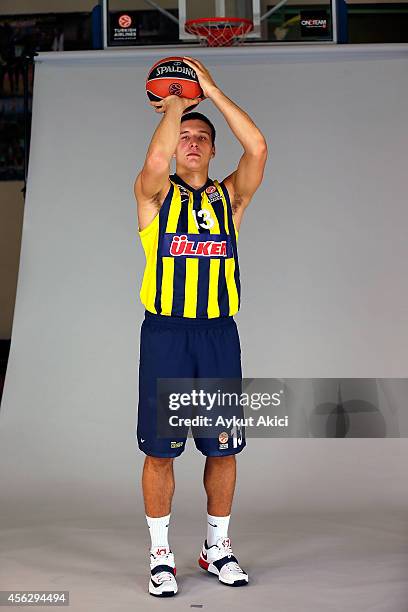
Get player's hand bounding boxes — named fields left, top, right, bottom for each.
left=150, top=94, right=203, bottom=114
left=182, top=57, right=218, bottom=99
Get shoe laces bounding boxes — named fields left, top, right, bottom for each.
left=224, top=561, right=245, bottom=574
left=215, top=538, right=245, bottom=574
left=215, top=537, right=234, bottom=558
left=150, top=551, right=175, bottom=574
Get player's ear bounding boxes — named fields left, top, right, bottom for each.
left=211, top=145, right=216, bottom=158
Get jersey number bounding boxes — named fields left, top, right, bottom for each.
left=192, top=209, right=214, bottom=230
left=231, top=424, right=243, bottom=448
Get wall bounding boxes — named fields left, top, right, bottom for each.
left=1, top=46, right=408, bottom=519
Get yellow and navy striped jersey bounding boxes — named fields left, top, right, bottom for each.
left=139, top=173, right=240, bottom=319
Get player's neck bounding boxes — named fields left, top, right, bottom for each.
left=175, top=168, right=209, bottom=191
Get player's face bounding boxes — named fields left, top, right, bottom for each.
left=175, top=120, right=214, bottom=170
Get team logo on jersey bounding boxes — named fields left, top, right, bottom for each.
left=178, top=185, right=190, bottom=204
left=206, top=185, right=217, bottom=194
left=161, top=233, right=233, bottom=258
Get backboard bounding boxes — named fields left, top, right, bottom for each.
left=179, top=0, right=261, bottom=40
left=103, top=0, right=335, bottom=47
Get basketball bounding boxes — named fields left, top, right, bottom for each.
left=146, top=56, right=203, bottom=109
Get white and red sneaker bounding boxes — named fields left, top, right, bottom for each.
left=149, top=547, right=178, bottom=597
left=198, top=537, right=249, bottom=587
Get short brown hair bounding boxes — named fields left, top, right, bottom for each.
left=180, top=112, right=216, bottom=145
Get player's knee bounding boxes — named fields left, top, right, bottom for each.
left=146, top=455, right=174, bottom=469
left=207, top=453, right=236, bottom=461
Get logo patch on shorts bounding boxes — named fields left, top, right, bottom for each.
left=219, top=431, right=229, bottom=449
left=170, top=441, right=184, bottom=448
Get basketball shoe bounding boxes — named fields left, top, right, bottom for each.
left=149, top=547, right=178, bottom=597
left=198, top=537, right=248, bottom=586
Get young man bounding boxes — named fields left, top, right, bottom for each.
left=134, top=57, right=267, bottom=597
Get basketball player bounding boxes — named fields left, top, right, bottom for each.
left=134, top=57, right=267, bottom=597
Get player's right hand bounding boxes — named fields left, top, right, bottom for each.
left=149, top=94, right=203, bottom=114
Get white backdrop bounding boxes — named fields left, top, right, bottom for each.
left=1, top=45, right=408, bottom=524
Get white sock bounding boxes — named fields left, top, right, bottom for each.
left=146, top=513, right=171, bottom=553
left=207, top=513, right=230, bottom=547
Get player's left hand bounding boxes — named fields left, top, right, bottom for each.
left=183, top=57, right=219, bottom=99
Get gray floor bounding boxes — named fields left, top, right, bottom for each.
left=1, top=510, right=407, bottom=612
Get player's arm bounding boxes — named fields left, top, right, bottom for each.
left=183, top=57, right=267, bottom=214
left=134, top=95, right=202, bottom=228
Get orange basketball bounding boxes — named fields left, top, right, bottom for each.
left=146, top=56, right=203, bottom=108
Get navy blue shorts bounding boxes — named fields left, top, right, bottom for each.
left=137, top=310, right=246, bottom=458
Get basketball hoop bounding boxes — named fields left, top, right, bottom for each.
left=185, top=17, right=253, bottom=47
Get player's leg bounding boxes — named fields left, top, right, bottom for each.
left=193, top=318, right=248, bottom=586
left=142, top=456, right=178, bottom=597
left=142, top=456, right=175, bottom=517
left=137, top=313, right=193, bottom=597
left=204, top=454, right=236, bottom=516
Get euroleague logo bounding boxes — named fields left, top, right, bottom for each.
left=206, top=185, right=222, bottom=204
left=118, top=14, right=132, bottom=28
left=169, top=82, right=183, bottom=96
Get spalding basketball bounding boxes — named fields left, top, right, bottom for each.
left=146, top=56, right=203, bottom=110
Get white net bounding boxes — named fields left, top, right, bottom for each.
left=185, top=18, right=253, bottom=47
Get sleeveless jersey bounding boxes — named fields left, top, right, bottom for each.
left=138, top=173, right=241, bottom=319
